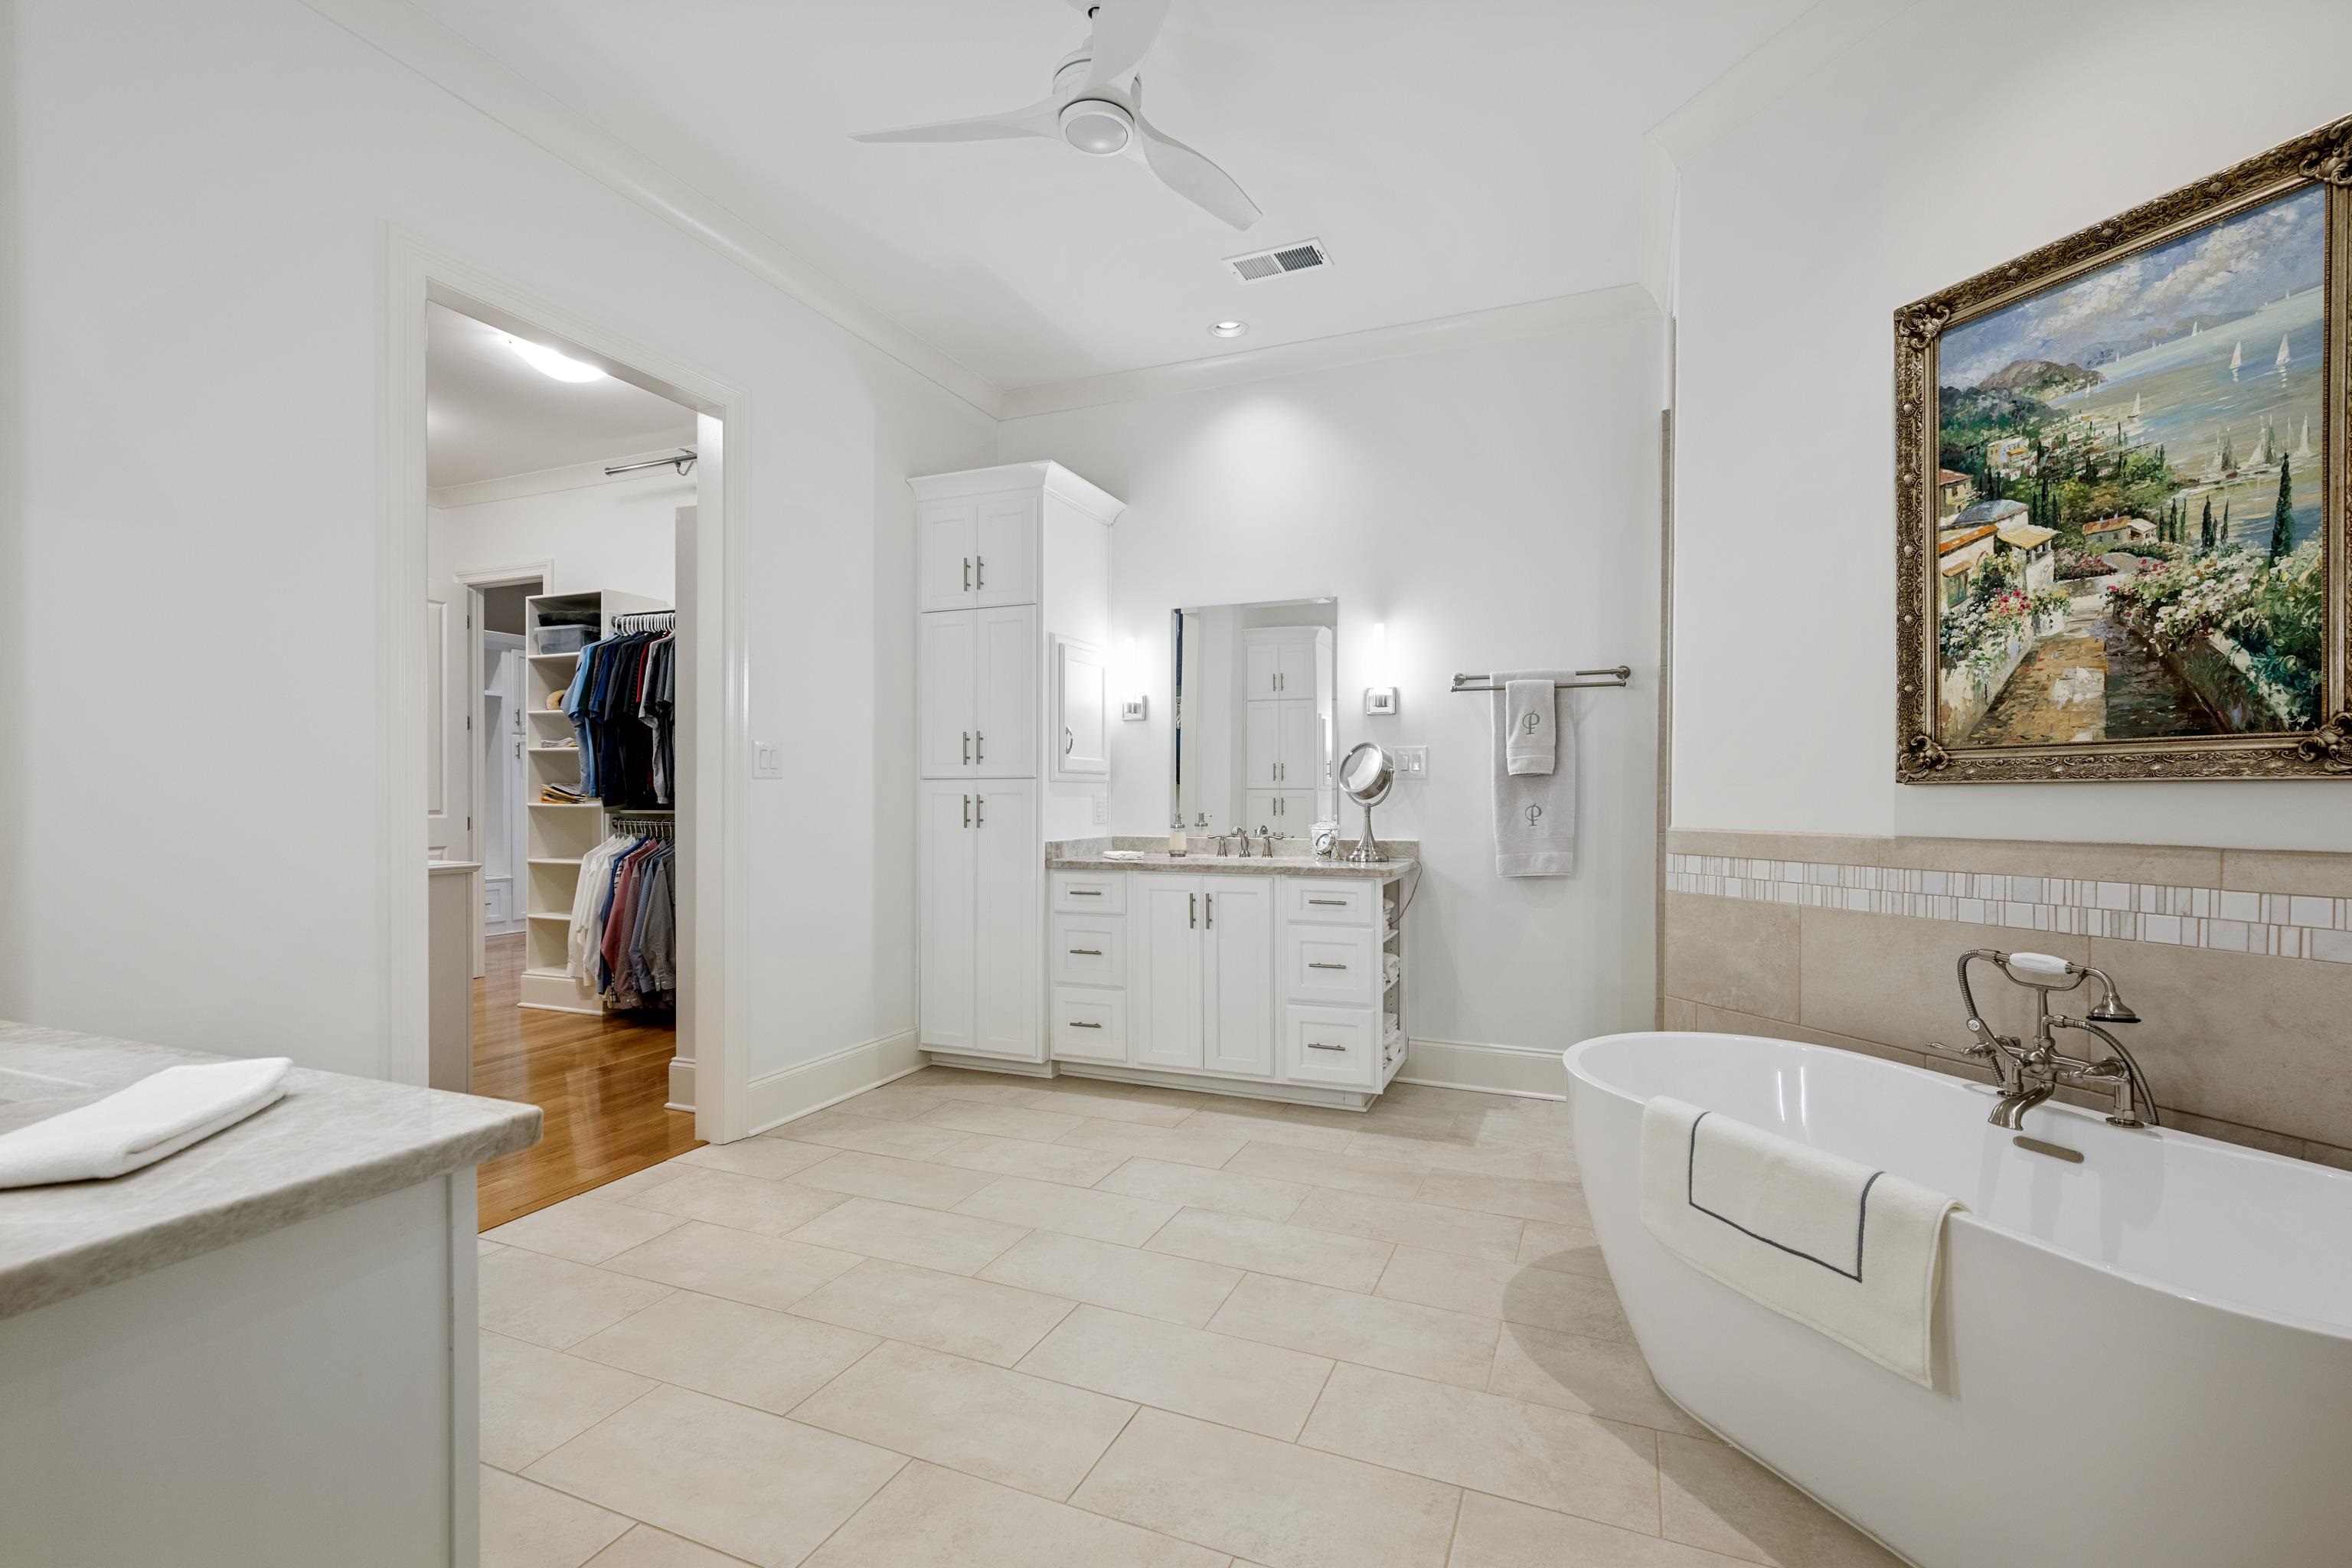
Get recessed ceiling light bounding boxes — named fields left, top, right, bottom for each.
left=504, top=335, right=607, bottom=383
left=1209, top=320, right=1249, bottom=339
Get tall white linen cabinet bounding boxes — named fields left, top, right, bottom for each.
left=913, top=462, right=1125, bottom=1069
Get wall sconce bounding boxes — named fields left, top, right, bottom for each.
left=1121, top=636, right=1148, bottom=720
left=1364, top=621, right=1398, bottom=715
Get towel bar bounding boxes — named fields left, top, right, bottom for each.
left=1450, top=667, right=1630, bottom=692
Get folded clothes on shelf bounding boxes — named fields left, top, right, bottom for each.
left=540, top=784, right=587, bottom=804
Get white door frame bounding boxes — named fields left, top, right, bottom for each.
left=381, top=228, right=753, bottom=1144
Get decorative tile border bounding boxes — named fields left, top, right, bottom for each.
left=1666, top=853, right=2352, bottom=965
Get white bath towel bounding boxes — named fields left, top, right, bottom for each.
left=1638, top=1095, right=1962, bottom=1387
left=0, top=1057, right=292, bottom=1187
left=1504, top=678, right=1556, bottom=775
left=1490, top=675, right=1575, bottom=877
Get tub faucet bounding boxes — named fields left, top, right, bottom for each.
left=1926, top=949, right=2160, bottom=1130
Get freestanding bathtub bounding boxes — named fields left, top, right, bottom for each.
left=1566, top=1031, right=2352, bottom=1568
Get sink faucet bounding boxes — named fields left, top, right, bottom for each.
left=1926, top=949, right=2158, bottom=1129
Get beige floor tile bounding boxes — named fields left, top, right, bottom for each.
left=480, top=1330, right=658, bottom=1472
left=590, top=1163, right=695, bottom=1203
left=1018, top=1303, right=1332, bottom=1439
left=791, top=1338, right=1135, bottom=1499
left=1206, top=1273, right=1498, bottom=1388
left=480, top=1465, right=631, bottom=1568
left=1274, top=1101, right=1381, bottom=1130
left=929, top=1132, right=1128, bottom=1187
left=1460, top=1098, right=1577, bottom=1150
left=763, top=1109, right=971, bottom=1160
left=1449, top=1491, right=1751, bottom=1567
left=615, top=1166, right=849, bottom=1238
left=786, top=1195, right=1029, bottom=1275
left=1289, top=1187, right=1523, bottom=1261
left=1659, top=1432, right=1905, bottom=1566
left=480, top=1247, right=675, bottom=1350
left=916, top=1099, right=1093, bottom=1143
left=1072, top=1408, right=1461, bottom=1568
left=1180, top=1109, right=1358, bottom=1151
left=829, top=1083, right=964, bottom=1121
left=951, top=1174, right=1180, bottom=1245
left=900, top=1067, right=1049, bottom=1102
left=1374, top=1247, right=1632, bottom=1341
left=1221, top=1142, right=1426, bottom=1198
left=485, top=1195, right=691, bottom=1266
left=1488, top=1324, right=1707, bottom=1436
left=1378, top=1084, right=1506, bottom=1117
left=481, top=1238, right=509, bottom=1258
left=1348, top=1134, right=1580, bottom=1184
left=1095, top=1157, right=1311, bottom=1222
left=978, top=1230, right=1243, bottom=1327
left=789, top=1257, right=1074, bottom=1365
left=1302, top=1363, right=1658, bottom=1531
left=584, top=1525, right=753, bottom=1567
left=526, top=1385, right=903, bottom=1568
left=805, top=1461, right=1225, bottom=1568
left=570, top=1290, right=879, bottom=1414
left=1517, top=1220, right=1610, bottom=1279
left=1014, top=1086, right=1196, bottom=1125
left=787, top=1149, right=998, bottom=1210
left=1057, top=1119, right=1250, bottom=1169
left=673, top=1138, right=841, bottom=1183
left=1415, top=1169, right=1589, bottom=1226
left=1146, top=1208, right=1392, bottom=1292
left=599, top=1220, right=864, bottom=1312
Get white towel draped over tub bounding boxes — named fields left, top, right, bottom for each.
left=0, top=1057, right=292, bottom=1187
left=1638, top=1094, right=1963, bottom=1387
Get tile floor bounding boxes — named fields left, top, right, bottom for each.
left=477, top=1068, right=1902, bottom=1568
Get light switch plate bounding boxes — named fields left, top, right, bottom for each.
left=1091, top=789, right=1107, bottom=824
left=1394, top=745, right=1427, bottom=776
left=753, top=742, right=782, bottom=779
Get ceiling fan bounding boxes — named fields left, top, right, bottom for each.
left=851, top=0, right=1260, bottom=230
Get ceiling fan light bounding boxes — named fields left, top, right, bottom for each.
left=1058, top=99, right=1132, bottom=156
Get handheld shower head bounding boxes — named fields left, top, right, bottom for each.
left=2084, top=966, right=2138, bottom=1024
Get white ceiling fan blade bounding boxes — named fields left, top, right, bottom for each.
left=1132, top=88, right=1259, bottom=230
left=1085, top=0, right=1171, bottom=87
left=852, top=100, right=1058, bottom=143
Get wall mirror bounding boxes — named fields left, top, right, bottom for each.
left=1170, top=598, right=1337, bottom=833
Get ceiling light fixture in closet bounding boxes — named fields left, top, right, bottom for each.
left=504, top=335, right=608, bottom=384
left=1208, top=320, right=1248, bottom=338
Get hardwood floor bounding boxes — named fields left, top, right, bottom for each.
left=471, top=932, right=700, bottom=1230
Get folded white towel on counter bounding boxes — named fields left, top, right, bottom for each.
left=1504, top=678, right=1556, bottom=775
left=0, top=1057, right=292, bottom=1187
left=1638, top=1095, right=1962, bottom=1388
left=1490, top=674, right=1576, bottom=877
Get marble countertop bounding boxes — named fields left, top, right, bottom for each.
left=1047, top=837, right=1418, bottom=883
left=0, top=1023, right=541, bottom=1321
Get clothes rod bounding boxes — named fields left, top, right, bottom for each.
left=604, top=449, right=696, bottom=478
left=1449, top=666, right=1632, bottom=692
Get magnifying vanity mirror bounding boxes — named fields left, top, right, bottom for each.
left=1337, top=741, right=1393, bottom=864
left=1170, top=598, right=1337, bottom=838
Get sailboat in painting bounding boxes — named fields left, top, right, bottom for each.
left=2276, top=333, right=2292, bottom=384
left=2230, top=340, right=2244, bottom=381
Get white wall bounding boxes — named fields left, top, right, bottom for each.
left=0, top=0, right=995, bottom=1078
left=430, top=469, right=688, bottom=605
left=1001, top=324, right=1666, bottom=1057
left=1671, top=0, right=2352, bottom=851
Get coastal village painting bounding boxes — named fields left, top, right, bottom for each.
left=1929, top=181, right=2329, bottom=755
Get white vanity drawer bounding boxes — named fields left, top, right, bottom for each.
left=1050, top=913, right=1125, bottom=987
left=1284, top=1004, right=1377, bottom=1089
left=1284, top=878, right=1377, bottom=926
left=1054, top=870, right=1126, bottom=914
left=1283, top=924, right=1378, bottom=1005
left=1052, top=987, right=1128, bottom=1064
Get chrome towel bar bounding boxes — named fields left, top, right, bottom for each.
left=1450, top=666, right=1630, bottom=692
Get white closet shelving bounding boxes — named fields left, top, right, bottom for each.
left=519, top=588, right=668, bottom=1014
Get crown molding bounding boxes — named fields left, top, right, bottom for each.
left=995, top=285, right=1662, bottom=420
left=1645, top=0, right=1925, bottom=162
left=428, top=446, right=696, bottom=510
left=296, top=0, right=1007, bottom=416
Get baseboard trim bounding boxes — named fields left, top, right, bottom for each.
left=665, top=1056, right=695, bottom=1114
left=740, top=1030, right=926, bottom=1138
left=1393, top=1037, right=1569, bottom=1100
left=923, top=1051, right=1056, bottom=1080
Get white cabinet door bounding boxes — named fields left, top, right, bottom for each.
left=918, top=610, right=978, bottom=778
left=974, top=605, right=1037, bottom=778
left=1204, top=877, right=1275, bottom=1078
left=1277, top=700, right=1315, bottom=791
left=1273, top=792, right=1315, bottom=826
left=918, top=780, right=978, bottom=1052
left=1243, top=701, right=1281, bottom=789
left=1053, top=637, right=1109, bottom=779
left=1244, top=639, right=1282, bottom=700
left=972, top=780, right=1041, bottom=1060
left=919, top=501, right=979, bottom=612
left=974, top=492, right=1039, bottom=607
left=1132, top=875, right=1204, bottom=1070
left=1242, top=790, right=1281, bottom=833
left=1276, top=639, right=1317, bottom=698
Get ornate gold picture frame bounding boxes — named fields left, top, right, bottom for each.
left=1896, top=116, right=2352, bottom=783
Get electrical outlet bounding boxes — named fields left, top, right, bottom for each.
left=753, top=742, right=782, bottom=779
left=1394, top=745, right=1428, bottom=777
left=1091, top=790, right=1107, bottom=825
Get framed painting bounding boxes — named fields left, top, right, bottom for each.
left=1896, top=116, right=2352, bottom=782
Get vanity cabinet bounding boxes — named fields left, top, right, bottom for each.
left=919, top=605, right=1037, bottom=779
left=1130, top=874, right=1276, bottom=1078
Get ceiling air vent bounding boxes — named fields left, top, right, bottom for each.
left=1225, top=238, right=1332, bottom=284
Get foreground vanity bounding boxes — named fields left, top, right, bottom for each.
left=0, top=1024, right=539, bottom=1568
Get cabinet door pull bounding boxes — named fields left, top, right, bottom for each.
left=1305, top=1040, right=1347, bottom=1052
left=975, top=554, right=985, bottom=589
left=962, top=794, right=972, bottom=828
left=1069, top=1020, right=1103, bottom=1030
left=975, top=795, right=986, bottom=827
left=1069, top=888, right=1102, bottom=897
left=1205, top=893, right=1214, bottom=929
left=1189, top=893, right=1197, bottom=929
left=1307, top=897, right=1347, bottom=906
left=1070, top=948, right=1103, bottom=956
left=1308, top=961, right=1348, bottom=970
left=962, top=731, right=972, bottom=766
left=976, top=730, right=985, bottom=763
left=1063, top=726, right=1075, bottom=755
left=962, top=557, right=972, bottom=591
